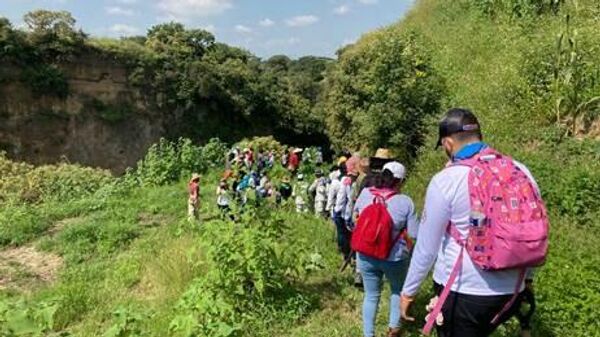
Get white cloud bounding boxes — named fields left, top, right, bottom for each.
left=234, top=24, right=252, bottom=34
left=259, top=18, right=274, bottom=27
left=334, top=5, right=350, bottom=15
left=115, top=0, right=138, bottom=4
left=109, top=24, right=140, bottom=36
left=285, top=15, right=319, bottom=27
left=358, top=0, right=378, bottom=5
left=201, top=24, right=216, bottom=33
left=157, top=0, right=233, bottom=21
left=105, top=6, right=135, bottom=16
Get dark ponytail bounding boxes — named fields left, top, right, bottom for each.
left=375, top=169, right=402, bottom=189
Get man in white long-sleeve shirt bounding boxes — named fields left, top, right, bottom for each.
left=326, top=169, right=342, bottom=218
left=401, top=108, right=538, bottom=337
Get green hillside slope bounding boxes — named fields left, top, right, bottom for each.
left=386, top=0, right=600, bottom=336
left=1, top=1, right=600, bottom=337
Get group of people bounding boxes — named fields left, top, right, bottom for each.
left=187, top=145, right=328, bottom=220
left=345, top=108, right=545, bottom=337
left=188, top=108, right=547, bottom=337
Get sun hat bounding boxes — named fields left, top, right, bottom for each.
left=191, top=173, right=201, bottom=181
left=373, top=148, right=393, bottom=159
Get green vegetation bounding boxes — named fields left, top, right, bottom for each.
left=0, top=140, right=342, bottom=337
left=396, top=0, right=600, bottom=336
left=0, top=13, right=336, bottom=148
left=321, top=31, right=444, bottom=163
left=2, top=0, right=600, bottom=336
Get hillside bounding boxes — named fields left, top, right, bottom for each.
left=1, top=1, right=600, bottom=337
left=0, top=14, right=333, bottom=173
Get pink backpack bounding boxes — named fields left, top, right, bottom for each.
left=423, top=147, right=549, bottom=335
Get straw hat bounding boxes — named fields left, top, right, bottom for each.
left=373, top=148, right=392, bottom=159
left=293, top=148, right=304, bottom=153
left=191, top=173, right=201, bottom=181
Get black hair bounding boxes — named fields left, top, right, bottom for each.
left=374, top=169, right=402, bottom=189
left=339, top=163, right=347, bottom=176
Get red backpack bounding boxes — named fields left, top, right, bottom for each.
left=351, top=188, right=412, bottom=260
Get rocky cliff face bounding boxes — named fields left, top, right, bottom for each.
left=0, top=53, right=167, bottom=174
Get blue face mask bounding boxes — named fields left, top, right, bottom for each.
left=452, top=142, right=487, bottom=162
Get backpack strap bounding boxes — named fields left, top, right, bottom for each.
left=491, top=268, right=526, bottom=325
left=423, top=245, right=465, bottom=335
left=422, top=222, right=466, bottom=335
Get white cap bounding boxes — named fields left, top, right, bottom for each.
left=382, top=161, right=406, bottom=180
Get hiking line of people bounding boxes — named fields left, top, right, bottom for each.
left=187, top=145, right=328, bottom=221
left=187, top=108, right=548, bottom=337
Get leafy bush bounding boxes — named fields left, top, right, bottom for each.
left=322, top=30, right=444, bottom=163
left=200, top=138, right=228, bottom=170
left=134, top=138, right=226, bottom=186
left=0, top=152, right=113, bottom=204
left=0, top=298, right=57, bottom=336
left=169, top=207, right=314, bottom=337
left=21, top=64, right=69, bottom=98
left=235, top=136, right=284, bottom=154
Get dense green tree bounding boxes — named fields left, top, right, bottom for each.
left=322, top=29, right=444, bottom=163
left=146, top=22, right=214, bottom=59
left=23, top=10, right=85, bottom=55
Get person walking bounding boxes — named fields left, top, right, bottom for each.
left=400, top=108, right=548, bottom=337
left=216, top=179, right=232, bottom=217
left=353, top=161, right=418, bottom=337
left=309, top=169, right=329, bottom=217
left=333, top=164, right=357, bottom=260
left=188, top=173, right=201, bottom=221
left=326, top=166, right=343, bottom=219
left=293, top=173, right=309, bottom=213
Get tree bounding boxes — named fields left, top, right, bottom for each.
left=22, top=10, right=85, bottom=57
left=146, top=22, right=214, bottom=59
left=23, top=10, right=84, bottom=43
left=322, top=29, right=444, bottom=162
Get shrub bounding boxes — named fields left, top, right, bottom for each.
left=0, top=152, right=113, bottom=204
left=21, top=64, right=69, bottom=98
left=169, top=207, right=314, bottom=337
left=322, top=30, right=444, bottom=163
left=200, top=138, right=228, bottom=170
left=134, top=137, right=227, bottom=186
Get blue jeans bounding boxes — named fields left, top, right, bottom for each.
left=357, top=253, right=409, bottom=337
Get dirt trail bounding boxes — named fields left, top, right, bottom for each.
left=0, top=217, right=76, bottom=291
left=0, top=245, right=63, bottom=290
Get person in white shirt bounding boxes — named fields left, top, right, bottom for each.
left=400, top=108, right=539, bottom=337
left=309, top=169, right=329, bottom=217
left=326, top=168, right=342, bottom=218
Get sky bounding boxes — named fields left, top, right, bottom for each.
left=0, top=0, right=414, bottom=59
